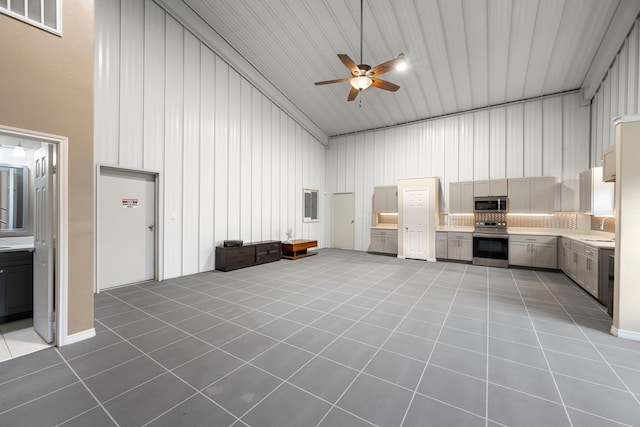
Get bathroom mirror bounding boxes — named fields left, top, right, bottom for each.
left=0, top=163, right=27, bottom=231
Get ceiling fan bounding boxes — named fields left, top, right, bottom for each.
left=314, top=0, right=405, bottom=102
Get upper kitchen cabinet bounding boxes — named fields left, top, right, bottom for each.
left=508, top=177, right=555, bottom=214
left=449, top=181, right=474, bottom=213
left=373, top=186, right=398, bottom=213
left=602, top=145, right=616, bottom=182
left=579, top=167, right=614, bottom=215
left=474, top=179, right=508, bottom=197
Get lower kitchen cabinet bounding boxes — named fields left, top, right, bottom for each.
left=446, top=232, right=472, bottom=261
left=509, top=235, right=557, bottom=269
left=369, top=229, right=397, bottom=255
left=436, top=232, right=448, bottom=259
left=0, top=251, right=34, bottom=323
left=559, top=237, right=608, bottom=299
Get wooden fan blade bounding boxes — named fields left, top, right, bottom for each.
left=370, top=57, right=403, bottom=76
left=347, top=86, right=360, bottom=101
left=371, top=78, right=400, bottom=92
left=338, top=54, right=360, bottom=75
left=315, top=77, right=352, bottom=85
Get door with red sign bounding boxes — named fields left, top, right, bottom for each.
left=98, top=167, right=156, bottom=290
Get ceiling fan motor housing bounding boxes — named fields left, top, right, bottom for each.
left=354, top=64, right=371, bottom=76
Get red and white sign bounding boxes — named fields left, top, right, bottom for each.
left=122, top=198, right=139, bottom=208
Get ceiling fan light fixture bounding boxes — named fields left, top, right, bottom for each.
left=395, top=53, right=408, bottom=71
left=350, top=76, right=372, bottom=90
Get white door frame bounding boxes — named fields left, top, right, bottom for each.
left=96, top=164, right=162, bottom=292
left=0, top=124, right=69, bottom=346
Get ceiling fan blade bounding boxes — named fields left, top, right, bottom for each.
left=315, top=77, right=352, bottom=85
left=370, top=57, right=404, bottom=76
left=338, top=54, right=360, bottom=75
left=371, top=78, right=400, bottom=92
left=347, top=86, right=360, bottom=102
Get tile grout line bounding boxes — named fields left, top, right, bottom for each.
left=227, top=261, right=430, bottom=426
left=533, top=271, right=640, bottom=408
left=0, top=361, right=66, bottom=388
left=0, top=381, right=81, bottom=417
left=485, top=266, right=490, bottom=427
left=508, top=269, right=575, bottom=427
left=72, top=318, right=241, bottom=427
left=51, top=347, right=121, bottom=426
left=14, top=254, right=635, bottom=427
left=313, top=262, right=456, bottom=427
left=398, top=263, right=476, bottom=427
left=110, top=256, right=406, bottom=426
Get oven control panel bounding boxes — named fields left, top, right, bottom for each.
left=475, top=221, right=506, bottom=227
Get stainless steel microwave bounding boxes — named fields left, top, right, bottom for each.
left=474, top=197, right=508, bottom=213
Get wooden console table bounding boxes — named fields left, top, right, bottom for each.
left=281, top=239, right=318, bottom=260
left=215, top=240, right=281, bottom=271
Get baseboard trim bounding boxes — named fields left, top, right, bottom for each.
left=60, top=328, right=96, bottom=346
left=610, top=325, right=640, bottom=342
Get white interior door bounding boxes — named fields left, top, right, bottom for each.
left=98, top=168, right=155, bottom=290
left=34, top=145, right=55, bottom=343
left=403, top=188, right=429, bottom=260
left=332, top=193, right=355, bottom=249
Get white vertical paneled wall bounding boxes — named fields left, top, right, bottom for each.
left=326, top=92, right=590, bottom=251
left=591, top=17, right=640, bottom=167
left=94, top=0, right=326, bottom=279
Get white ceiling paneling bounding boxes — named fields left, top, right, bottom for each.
left=176, top=0, right=634, bottom=137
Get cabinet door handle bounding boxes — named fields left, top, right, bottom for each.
left=0, top=269, right=3, bottom=273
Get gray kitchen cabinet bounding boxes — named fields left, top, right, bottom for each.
left=446, top=232, right=472, bottom=261
left=507, top=177, right=555, bottom=214
left=369, top=229, right=397, bottom=255
left=507, top=178, right=530, bottom=213
left=449, top=181, right=474, bottom=213
left=560, top=237, right=605, bottom=299
left=383, top=230, right=398, bottom=254
left=0, top=251, right=34, bottom=323
left=579, top=167, right=614, bottom=215
left=369, top=233, right=384, bottom=253
left=474, top=179, right=508, bottom=197
left=373, top=186, right=398, bottom=213
left=580, top=246, right=599, bottom=297
left=436, top=232, right=448, bottom=258
left=509, top=235, right=557, bottom=268
left=602, top=145, right=616, bottom=182
left=530, top=177, right=556, bottom=213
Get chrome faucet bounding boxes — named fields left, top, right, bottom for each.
left=599, top=216, right=615, bottom=230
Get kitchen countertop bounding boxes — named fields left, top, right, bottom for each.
left=371, top=225, right=398, bottom=230
left=436, top=226, right=615, bottom=249
left=0, top=236, right=35, bottom=253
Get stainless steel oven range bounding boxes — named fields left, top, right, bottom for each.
left=473, top=213, right=509, bottom=268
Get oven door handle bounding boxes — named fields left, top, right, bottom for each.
left=473, top=233, right=509, bottom=239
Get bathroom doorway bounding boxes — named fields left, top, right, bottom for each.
left=0, top=125, right=68, bottom=360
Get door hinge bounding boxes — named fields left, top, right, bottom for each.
left=51, top=164, right=57, bottom=174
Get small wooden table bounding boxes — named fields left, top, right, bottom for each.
left=281, top=239, right=318, bottom=260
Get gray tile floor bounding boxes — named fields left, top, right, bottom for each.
left=1, top=249, right=640, bottom=426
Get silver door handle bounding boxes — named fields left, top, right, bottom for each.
left=148, top=225, right=154, bottom=231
